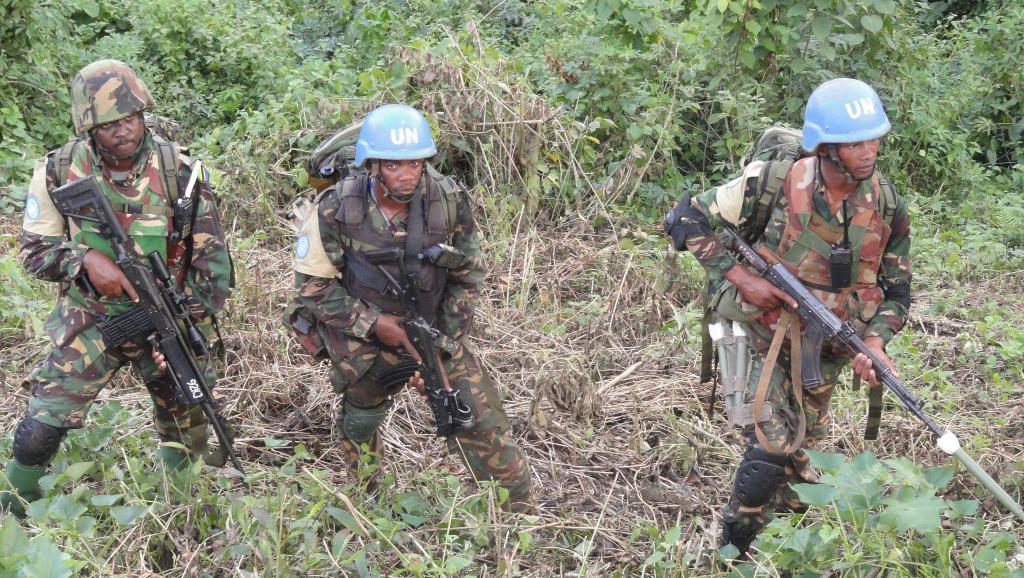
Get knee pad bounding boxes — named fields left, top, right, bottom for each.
left=339, top=398, right=390, bottom=445
left=12, top=418, right=67, bottom=467
left=734, top=446, right=790, bottom=508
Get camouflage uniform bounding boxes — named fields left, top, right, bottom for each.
left=2, top=60, right=232, bottom=518
left=677, top=155, right=911, bottom=549
left=20, top=133, right=231, bottom=444
left=285, top=168, right=534, bottom=512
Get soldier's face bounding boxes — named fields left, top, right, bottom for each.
left=834, top=138, right=881, bottom=180
left=92, top=112, right=145, bottom=158
left=378, top=159, right=425, bottom=196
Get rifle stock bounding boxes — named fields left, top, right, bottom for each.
left=722, top=226, right=1024, bottom=522
left=51, top=177, right=245, bottom=476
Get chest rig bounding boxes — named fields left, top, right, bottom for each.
left=334, top=165, right=459, bottom=324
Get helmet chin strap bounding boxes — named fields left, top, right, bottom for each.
left=92, top=127, right=148, bottom=164
left=369, top=160, right=424, bottom=204
left=825, top=144, right=874, bottom=182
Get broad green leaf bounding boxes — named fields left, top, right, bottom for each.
left=327, top=506, right=364, bottom=534
left=63, top=461, right=94, bottom=482
left=792, top=483, right=837, bottom=507
left=861, top=14, right=883, bottom=33
left=806, top=450, right=844, bottom=474
left=745, top=20, right=762, bottom=36
left=263, top=437, right=288, bottom=448
left=25, top=536, right=72, bottom=578
left=0, top=516, right=30, bottom=558
left=110, top=504, right=149, bottom=526
left=76, top=0, right=100, bottom=18
left=518, top=530, right=533, bottom=551
left=880, top=492, right=944, bottom=534
left=946, top=499, right=979, bottom=520
left=786, top=4, right=807, bottom=17
left=716, top=0, right=729, bottom=13
left=50, top=496, right=87, bottom=522
left=923, top=465, right=954, bottom=490
left=811, top=14, right=832, bottom=39
left=874, top=0, right=896, bottom=14
left=444, top=556, right=472, bottom=573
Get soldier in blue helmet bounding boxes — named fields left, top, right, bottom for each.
left=284, top=104, right=535, bottom=512
left=665, top=79, right=912, bottom=555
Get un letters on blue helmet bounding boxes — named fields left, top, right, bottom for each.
left=354, top=104, right=437, bottom=167
left=801, top=78, right=891, bottom=151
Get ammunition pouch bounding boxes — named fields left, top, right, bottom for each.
left=286, top=304, right=326, bottom=358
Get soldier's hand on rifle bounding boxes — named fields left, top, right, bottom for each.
left=407, top=370, right=428, bottom=401
left=852, top=336, right=897, bottom=386
left=151, top=347, right=167, bottom=372
left=725, top=263, right=797, bottom=311
left=374, top=314, right=423, bottom=363
left=83, top=249, right=139, bottom=301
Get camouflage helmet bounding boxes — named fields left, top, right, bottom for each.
left=70, top=59, right=156, bottom=135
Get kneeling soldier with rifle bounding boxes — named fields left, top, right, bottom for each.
left=286, top=104, right=535, bottom=513
left=1, top=60, right=237, bottom=518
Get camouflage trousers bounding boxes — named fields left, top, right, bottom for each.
left=723, top=349, right=847, bottom=537
left=22, top=319, right=212, bottom=455
left=332, top=345, right=535, bottom=513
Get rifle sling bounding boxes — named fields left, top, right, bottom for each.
left=753, top=310, right=806, bottom=455
left=404, top=189, right=427, bottom=317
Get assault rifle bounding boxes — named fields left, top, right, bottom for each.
left=51, top=176, right=245, bottom=475
left=362, top=247, right=473, bottom=437
left=722, top=227, right=1024, bottom=521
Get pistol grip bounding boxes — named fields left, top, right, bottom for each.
left=800, top=326, right=825, bottom=389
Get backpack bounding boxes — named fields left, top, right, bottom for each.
left=306, top=120, right=364, bottom=193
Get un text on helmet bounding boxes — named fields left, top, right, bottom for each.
left=390, top=128, right=420, bottom=146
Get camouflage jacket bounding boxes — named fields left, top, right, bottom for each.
left=681, top=157, right=911, bottom=345
left=289, top=172, right=484, bottom=365
left=20, top=133, right=232, bottom=343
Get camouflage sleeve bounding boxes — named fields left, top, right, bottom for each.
left=293, top=273, right=378, bottom=340
left=866, top=194, right=912, bottom=344
left=436, top=191, right=484, bottom=346
left=183, top=178, right=232, bottom=317
left=19, top=157, right=90, bottom=283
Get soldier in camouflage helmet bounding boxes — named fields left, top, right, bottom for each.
left=1, top=60, right=233, bottom=517
left=665, top=79, right=912, bottom=556
left=285, top=104, right=535, bottom=513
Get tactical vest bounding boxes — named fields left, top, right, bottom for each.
left=335, top=165, right=459, bottom=324
left=60, top=135, right=177, bottom=316
left=753, top=156, right=894, bottom=337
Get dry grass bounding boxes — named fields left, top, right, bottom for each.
left=5, top=207, right=1022, bottom=575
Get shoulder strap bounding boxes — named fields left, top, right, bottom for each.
left=404, top=190, right=428, bottom=316
left=55, top=139, right=83, bottom=186
left=424, top=164, right=458, bottom=238
left=338, top=173, right=369, bottom=229
left=152, top=135, right=180, bottom=204
left=743, top=158, right=793, bottom=243
left=877, top=175, right=897, bottom=227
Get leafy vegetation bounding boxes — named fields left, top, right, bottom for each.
left=1, top=0, right=1022, bottom=576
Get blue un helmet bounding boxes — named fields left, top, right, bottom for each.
left=354, top=104, right=437, bottom=168
left=802, top=78, right=891, bottom=153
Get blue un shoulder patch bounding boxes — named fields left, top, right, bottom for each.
left=25, top=197, right=40, bottom=220
left=295, top=234, right=310, bottom=259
